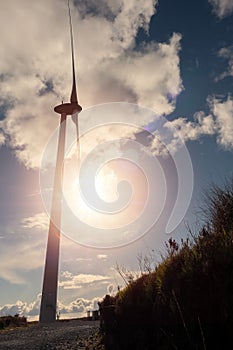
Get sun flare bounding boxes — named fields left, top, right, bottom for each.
left=63, top=154, right=148, bottom=230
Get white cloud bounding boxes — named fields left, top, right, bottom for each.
left=60, top=271, right=73, bottom=280
left=76, top=257, right=92, bottom=262
left=150, top=111, right=216, bottom=156
left=0, top=131, right=5, bottom=146
left=209, top=0, right=233, bottom=18
left=0, top=238, right=45, bottom=284
left=59, top=271, right=110, bottom=289
left=0, top=216, right=47, bottom=284
left=108, top=33, right=183, bottom=114
left=217, top=46, right=233, bottom=80
left=0, top=299, right=39, bottom=318
left=1, top=0, right=230, bottom=171
left=168, top=112, right=215, bottom=141
left=209, top=95, right=233, bottom=149
left=0, top=294, right=102, bottom=319
left=149, top=95, right=233, bottom=156
left=97, top=254, right=108, bottom=260
left=58, top=296, right=102, bottom=316
left=0, top=0, right=185, bottom=169
left=21, top=212, right=49, bottom=231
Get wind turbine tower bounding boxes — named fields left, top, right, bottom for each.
left=39, top=1, right=82, bottom=323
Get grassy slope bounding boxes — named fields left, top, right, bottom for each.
left=100, top=179, right=233, bottom=349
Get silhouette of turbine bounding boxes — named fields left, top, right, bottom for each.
left=39, top=1, right=82, bottom=323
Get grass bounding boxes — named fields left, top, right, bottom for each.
left=99, top=178, right=233, bottom=349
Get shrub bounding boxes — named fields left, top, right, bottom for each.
left=0, top=315, right=27, bottom=330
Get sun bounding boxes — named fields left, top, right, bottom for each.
left=62, top=152, right=148, bottom=230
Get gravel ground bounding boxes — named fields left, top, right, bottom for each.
left=0, top=320, right=104, bottom=350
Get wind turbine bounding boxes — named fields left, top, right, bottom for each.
left=39, top=0, right=82, bottom=323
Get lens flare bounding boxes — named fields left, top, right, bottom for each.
left=40, top=102, right=193, bottom=248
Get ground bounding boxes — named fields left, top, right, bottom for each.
left=0, top=319, right=103, bottom=350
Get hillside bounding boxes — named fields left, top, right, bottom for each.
left=99, top=179, right=233, bottom=349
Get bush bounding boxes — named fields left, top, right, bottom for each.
left=0, top=315, right=27, bottom=330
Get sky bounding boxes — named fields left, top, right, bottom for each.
left=0, top=0, right=232, bottom=320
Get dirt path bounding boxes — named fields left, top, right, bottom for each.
left=0, top=320, right=104, bottom=350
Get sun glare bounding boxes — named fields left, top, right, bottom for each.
left=62, top=149, right=148, bottom=231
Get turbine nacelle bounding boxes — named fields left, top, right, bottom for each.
left=54, top=102, right=82, bottom=116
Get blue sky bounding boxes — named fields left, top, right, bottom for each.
left=0, top=0, right=232, bottom=320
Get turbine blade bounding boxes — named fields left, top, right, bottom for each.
left=68, top=0, right=78, bottom=104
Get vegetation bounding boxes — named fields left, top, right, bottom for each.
left=0, top=315, right=27, bottom=330
left=99, top=178, right=233, bottom=349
